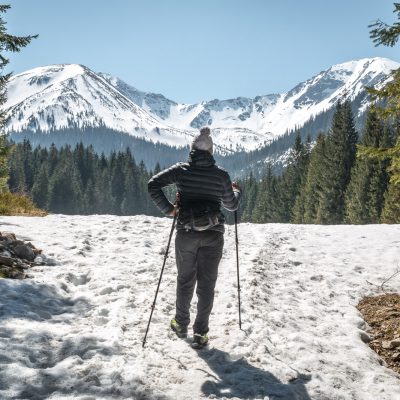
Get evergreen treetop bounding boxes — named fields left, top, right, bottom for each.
left=369, top=3, right=400, bottom=47
left=0, top=5, right=36, bottom=193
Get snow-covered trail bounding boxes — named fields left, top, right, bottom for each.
left=0, top=215, right=399, bottom=400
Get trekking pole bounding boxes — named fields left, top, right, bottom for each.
left=142, top=213, right=177, bottom=348
left=234, top=210, right=242, bottom=330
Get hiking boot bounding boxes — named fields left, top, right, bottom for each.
left=170, top=318, right=188, bottom=338
left=192, top=332, right=209, bottom=349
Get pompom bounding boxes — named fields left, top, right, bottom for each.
left=191, top=127, right=213, bottom=154
left=200, top=127, right=211, bottom=136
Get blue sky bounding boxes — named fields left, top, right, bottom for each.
left=4, top=0, right=400, bottom=103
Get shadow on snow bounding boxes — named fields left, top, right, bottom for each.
left=0, top=280, right=168, bottom=400
left=197, top=347, right=312, bottom=400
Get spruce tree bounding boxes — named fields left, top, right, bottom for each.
left=300, top=134, right=327, bottom=223
left=95, top=168, right=114, bottom=214
left=83, top=179, right=96, bottom=214
left=292, top=135, right=311, bottom=223
left=110, top=152, right=126, bottom=214
left=317, top=101, right=358, bottom=224
left=381, top=176, right=400, bottom=222
left=0, top=134, right=9, bottom=192
left=31, top=163, right=49, bottom=209
left=240, top=171, right=257, bottom=222
left=252, top=165, right=277, bottom=223
left=362, top=3, right=400, bottom=223
left=48, top=160, right=82, bottom=214
left=369, top=3, right=400, bottom=47
left=121, top=149, right=140, bottom=215
left=0, top=6, right=36, bottom=192
left=345, top=109, right=390, bottom=223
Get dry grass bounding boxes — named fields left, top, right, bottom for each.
left=357, top=293, right=400, bottom=374
left=0, top=192, right=47, bottom=216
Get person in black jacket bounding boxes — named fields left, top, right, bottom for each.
left=148, top=127, right=241, bottom=348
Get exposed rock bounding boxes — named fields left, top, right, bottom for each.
left=359, top=330, right=372, bottom=343
left=0, top=255, right=14, bottom=266
left=0, top=230, right=47, bottom=279
left=382, top=340, right=393, bottom=349
left=358, top=293, right=400, bottom=375
left=389, top=338, right=400, bottom=348
left=0, top=232, right=16, bottom=242
left=12, top=244, right=35, bottom=261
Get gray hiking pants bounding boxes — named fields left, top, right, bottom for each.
left=174, top=229, right=224, bottom=334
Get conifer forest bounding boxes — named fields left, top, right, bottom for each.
left=6, top=100, right=400, bottom=223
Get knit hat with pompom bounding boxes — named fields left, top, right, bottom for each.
left=191, top=127, right=213, bottom=154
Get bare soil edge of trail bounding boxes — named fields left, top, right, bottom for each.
left=357, top=293, right=400, bottom=375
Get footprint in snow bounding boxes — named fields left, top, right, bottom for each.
left=310, top=275, right=324, bottom=282
left=98, top=308, right=109, bottom=317
left=94, top=316, right=109, bottom=326
left=99, top=287, right=115, bottom=295
left=66, top=273, right=91, bottom=286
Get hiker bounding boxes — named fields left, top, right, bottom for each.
left=148, top=127, right=241, bottom=348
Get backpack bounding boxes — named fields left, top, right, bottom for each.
left=178, top=199, right=224, bottom=231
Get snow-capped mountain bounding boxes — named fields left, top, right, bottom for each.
left=4, top=64, right=197, bottom=149
left=5, top=57, right=399, bottom=153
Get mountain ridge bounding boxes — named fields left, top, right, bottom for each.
left=5, top=57, right=400, bottom=153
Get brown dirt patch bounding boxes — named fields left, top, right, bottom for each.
left=357, top=293, right=400, bottom=374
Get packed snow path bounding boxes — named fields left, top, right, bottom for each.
left=0, top=215, right=399, bottom=400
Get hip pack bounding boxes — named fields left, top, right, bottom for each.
left=178, top=200, right=223, bottom=231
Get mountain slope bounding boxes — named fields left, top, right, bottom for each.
left=5, top=57, right=400, bottom=153
left=5, top=64, right=196, bottom=148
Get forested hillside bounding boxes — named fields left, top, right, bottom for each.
left=7, top=101, right=400, bottom=223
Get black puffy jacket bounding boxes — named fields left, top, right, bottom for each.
left=148, top=150, right=241, bottom=232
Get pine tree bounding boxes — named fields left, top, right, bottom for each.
left=240, top=172, right=257, bottom=221
left=300, top=134, right=327, bottom=223
left=252, top=165, right=277, bottom=222
left=138, top=160, right=151, bottom=214
left=31, top=164, right=49, bottom=209
left=121, top=149, right=140, bottom=215
left=7, top=145, right=26, bottom=192
left=0, top=134, right=9, bottom=192
left=369, top=3, right=400, bottom=47
left=292, top=135, right=311, bottom=223
left=110, top=152, right=125, bottom=214
left=47, top=160, right=82, bottom=214
left=278, top=133, right=311, bottom=222
left=83, top=179, right=96, bottom=214
left=95, top=168, right=114, bottom=214
left=0, top=5, right=36, bottom=193
left=381, top=177, right=400, bottom=222
left=359, top=4, right=400, bottom=222
left=48, top=143, right=59, bottom=175
left=317, top=101, right=358, bottom=224
left=22, top=140, right=34, bottom=191
left=345, top=109, right=391, bottom=223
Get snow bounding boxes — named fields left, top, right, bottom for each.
left=0, top=215, right=399, bottom=399
left=5, top=64, right=85, bottom=109
left=5, top=57, right=400, bottom=153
